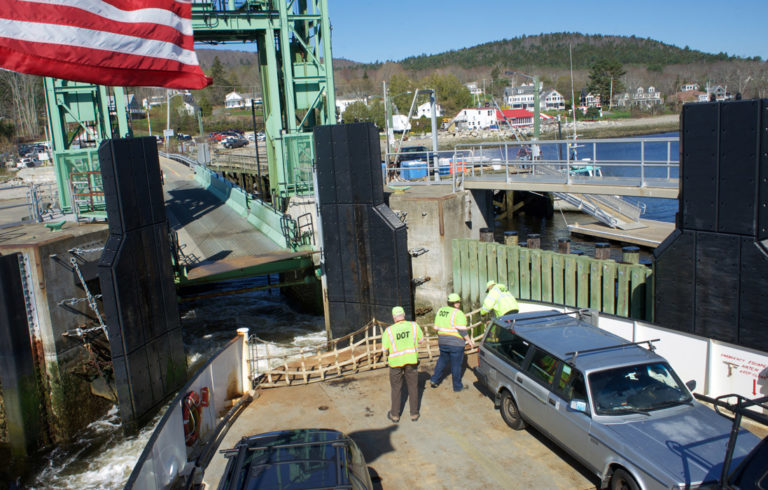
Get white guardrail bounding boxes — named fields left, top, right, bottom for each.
left=520, top=302, right=768, bottom=405
left=125, top=329, right=250, bottom=489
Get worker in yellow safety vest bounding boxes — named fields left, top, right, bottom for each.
left=430, top=293, right=474, bottom=392
left=382, top=305, right=424, bottom=423
left=480, top=280, right=519, bottom=318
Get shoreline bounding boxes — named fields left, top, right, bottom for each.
left=401, top=114, right=680, bottom=150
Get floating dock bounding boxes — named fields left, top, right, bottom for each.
left=567, top=218, right=675, bottom=248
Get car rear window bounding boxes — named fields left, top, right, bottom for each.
left=526, top=348, right=557, bottom=386
left=484, top=325, right=530, bottom=367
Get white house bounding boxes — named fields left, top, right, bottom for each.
left=335, top=98, right=366, bottom=122
left=616, top=86, right=664, bottom=108
left=580, top=90, right=602, bottom=108
left=504, top=84, right=536, bottom=109
left=451, top=108, right=497, bottom=130
left=496, top=109, right=534, bottom=127
left=681, top=83, right=700, bottom=92
left=465, top=83, right=483, bottom=96
left=182, top=102, right=197, bottom=116
left=541, top=90, right=565, bottom=111
left=225, top=91, right=245, bottom=109
left=413, top=102, right=443, bottom=119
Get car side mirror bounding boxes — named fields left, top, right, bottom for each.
left=569, top=399, right=588, bottom=413
left=685, top=380, right=696, bottom=392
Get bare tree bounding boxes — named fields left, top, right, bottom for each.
left=0, top=71, right=42, bottom=139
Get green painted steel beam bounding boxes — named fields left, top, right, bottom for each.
left=177, top=255, right=315, bottom=287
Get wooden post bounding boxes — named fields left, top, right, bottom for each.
left=557, top=237, right=571, bottom=255
left=594, top=242, right=611, bottom=260
left=480, top=227, right=494, bottom=243
left=527, top=233, right=541, bottom=249
left=622, top=246, right=640, bottom=264
left=504, top=230, right=518, bottom=246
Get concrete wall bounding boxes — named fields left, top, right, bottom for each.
left=388, top=187, right=493, bottom=318
left=0, top=223, right=112, bottom=466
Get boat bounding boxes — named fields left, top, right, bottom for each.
left=125, top=302, right=768, bottom=489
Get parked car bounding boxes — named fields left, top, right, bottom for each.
left=395, top=145, right=431, bottom=165
left=222, top=136, right=248, bottom=149
left=475, top=309, right=761, bottom=490
left=217, top=428, right=373, bottom=490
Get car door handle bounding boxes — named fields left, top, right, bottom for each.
left=515, top=376, right=523, bottom=384
left=548, top=398, right=556, bottom=406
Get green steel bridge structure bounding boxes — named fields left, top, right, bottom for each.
left=44, top=0, right=335, bottom=218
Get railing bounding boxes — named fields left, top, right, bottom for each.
left=384, top=137, right=679, bottom=194
left=452, top=239, right=653, bottom=321
left=247, top=311, right=488, bottom=388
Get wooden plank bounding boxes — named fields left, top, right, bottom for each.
left=488, top=245, right=498, bottom=284
left=590, top=260, right=602, bottom=310
left=478, top=243, right=488, bottom=304
left=616, top=264, right=630, bottom=317
left=629, top=266, right=646, bottom=320
left=507, top=246, right=520, bottom=297
left=564, top=255, right=576, bottom=307
left=552, top=253, right=564, bottom=305
left=519, top=247, right=531, bottom=300
left=497, top=244, right=508, bottom=291
left=541, top=251, right=553, bottom=303
left=460, top=240, right=470, bottom=302
left=452, top=240, right=460, bottom=298
left=530, top=249, right=542, bottom=301
left=469, top=240, right=479, bottom=306
left=576, top=256, right=589, bottom=308
left=602, top=261, right=617, bottom=315
left=645, top=267, right=654, bottom=322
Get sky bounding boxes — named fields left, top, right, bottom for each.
left=328, top=0, right=768, bottom=64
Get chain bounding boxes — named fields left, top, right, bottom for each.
left=70, top=257, right=108, bottom=340
left=69, top=246, right=105, bottom=255
left=58, top=294, right=102, bottom=307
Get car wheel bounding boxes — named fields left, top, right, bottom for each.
left=610, top=468, right=639, bottom=490
left=499, top=391, right=526, bottom=430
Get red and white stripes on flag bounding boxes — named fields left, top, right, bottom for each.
left=0, top=0, right=211, bottom=89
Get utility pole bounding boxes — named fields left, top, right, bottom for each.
left=609, top=77, right=613, bottom=110
left=533, top=75, right=540, bottom=140
left=383, top=80, right=392, bottom=161
left=429, top=90, right=439, bottom=181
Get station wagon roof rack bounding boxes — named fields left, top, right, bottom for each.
left=503, top=309, right=589, bottom=327
left=565, top=338, right=660, bottom=363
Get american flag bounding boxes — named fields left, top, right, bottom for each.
left=0, top=0, right=211, bottom=89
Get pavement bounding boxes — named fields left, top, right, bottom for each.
left=203, top=353, right=599, bottom=490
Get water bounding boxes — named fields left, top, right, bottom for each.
left=27, top=275, right=326, bottom=489
left=26, top=132, right=680, bottom=488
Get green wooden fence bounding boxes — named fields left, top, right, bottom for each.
left=451, top=239, right=654, bottom=321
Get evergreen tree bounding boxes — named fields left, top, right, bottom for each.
left=587, top=59, right=626, bottom=108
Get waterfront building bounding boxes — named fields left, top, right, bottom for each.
left=413, top=102, right=443, bottom=119
left=450, top=108, right=497, bottom=130
left=615, top=86, right=664, bottom=108
left=224, top=91, right=245, bottom=109
left=495, top=109, right=534, bottom=127
left=335, top=97, right=366, bottom=122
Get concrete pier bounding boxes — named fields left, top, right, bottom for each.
left=387, top=186, right=493, bottom=317
left=0, top=221, right=112, bottom=477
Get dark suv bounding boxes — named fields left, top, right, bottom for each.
left=218, top=428, right=373, bottom=489
left=476, top=309, right=760, bottom=490
left=395, top=145, right=430, bottom=165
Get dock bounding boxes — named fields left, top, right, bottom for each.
left=203, top=353, right=598, bottom=490
left=567, top=218, right=675, bottom=248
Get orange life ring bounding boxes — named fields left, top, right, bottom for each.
left=182, top=390, right=201, bottom=446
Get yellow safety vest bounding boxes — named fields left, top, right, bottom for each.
left=383, top=321, right=423, bottom=367
left=434, top=306, right=467, bottom=339
left=481, top=284, right=519, bottom=317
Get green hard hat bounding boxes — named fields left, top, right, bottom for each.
left=448, top=293, right=461, bottom=303
left=486, top=280, right=496, bottom=290
left=392, top=306, right=405, bottom=317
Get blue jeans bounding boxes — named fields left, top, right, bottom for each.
left=430, top=344, right=465, bottom=391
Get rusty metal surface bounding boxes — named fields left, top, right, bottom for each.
left=184, top=250, right=315, bottom=281
left=203, top=353, right=598, bottom=489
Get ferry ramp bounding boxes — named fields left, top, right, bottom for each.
left=160, top=157, right=311, bottom=286
left=202, top=353, right=598, bottom=489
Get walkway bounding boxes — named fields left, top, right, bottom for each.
left=160, top=157, right=307, bottom=285
left=203, top=353, right=598, bottom=490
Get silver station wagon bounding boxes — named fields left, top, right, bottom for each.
left=475, top=310, right=760, bottom=490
